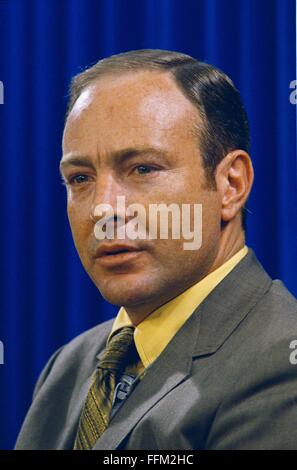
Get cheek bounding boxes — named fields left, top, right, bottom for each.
left=67, top=200, right=92, bottom=247
left=201, top=194, right=221, bottom=228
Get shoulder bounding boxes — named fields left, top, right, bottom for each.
left=206, top=281, right=297, bottom=449
left=266, top=278, right=296, bottom=308
left=252, top=278, right=297, bottom=336
left=61, top=317, right=115, bottom=356
left=33, top=318, right=115, bottom=399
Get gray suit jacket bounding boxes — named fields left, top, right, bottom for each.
left=15, top=249, right=297, bottom=450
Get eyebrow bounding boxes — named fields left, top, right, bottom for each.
left=59, top=155, right=94, bottom=173
left=60, top=147, right=172, bottom=173
left=111, top=147, right=172, bottom=166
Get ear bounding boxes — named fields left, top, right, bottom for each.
left=215, top=150, right=254, bottom=223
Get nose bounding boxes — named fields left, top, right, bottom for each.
left=90, top=173, right=127, bottom=225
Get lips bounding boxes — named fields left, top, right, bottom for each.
left=96, top=243, right=142, bottom=258
left=94, top=243, right=144, bottom=267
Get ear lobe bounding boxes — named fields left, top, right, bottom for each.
left=216, top=150, right=254, bottom=223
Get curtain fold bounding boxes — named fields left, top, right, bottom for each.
left=0, top=0, right=296, bottom=449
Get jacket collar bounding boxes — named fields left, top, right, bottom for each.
left=192, top=248, right=272, bottom=357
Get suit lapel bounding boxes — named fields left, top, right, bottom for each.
left=191, top=248, right=272, bottom=357
left=93, top=248, right=272, bottom=450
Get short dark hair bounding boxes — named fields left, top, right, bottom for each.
left=67, top=49, right=250, bottom=228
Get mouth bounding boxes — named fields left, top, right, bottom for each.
left=95, top=244, right=144, bottom=267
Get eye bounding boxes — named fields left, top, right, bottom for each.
left=69, top=174, right=90, bottom=185
left=134, top=165, right=158, bottom=175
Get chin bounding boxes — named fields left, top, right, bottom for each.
left=95, top=276, right=158, bottom=308
left=99, top=289, right=147, bottom=308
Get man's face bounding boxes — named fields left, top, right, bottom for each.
left=61, top=71, right=222, bottom=313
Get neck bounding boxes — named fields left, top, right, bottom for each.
left=208, top=219, right=245, bottom=274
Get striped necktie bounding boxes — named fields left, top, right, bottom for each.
left=73, top=326, right=136, bottom=450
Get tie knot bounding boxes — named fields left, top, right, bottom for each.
left=98, top=326, right=135, bottom=373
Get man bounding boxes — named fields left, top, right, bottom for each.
left=16, top=50, right=297, bottom=450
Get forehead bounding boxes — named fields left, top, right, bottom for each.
left=63, top=70, right=200, bottom=154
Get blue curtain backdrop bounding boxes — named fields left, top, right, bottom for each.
left=0, top=0, right=296, bottom=450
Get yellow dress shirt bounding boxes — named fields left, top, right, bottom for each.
left=109, top=245, right=248, bottom=372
